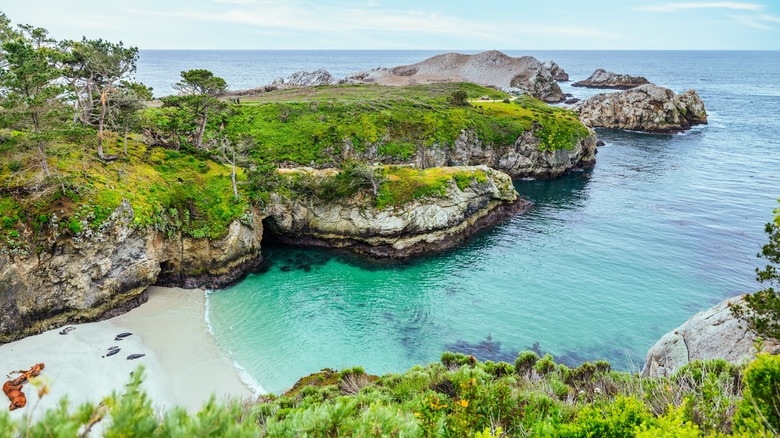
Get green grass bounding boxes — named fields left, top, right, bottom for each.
left=219, top=83, right=588, bottom=165
left=0, top=132, right=249, bottom=241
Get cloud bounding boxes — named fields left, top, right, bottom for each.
left=730, top=13, right=780, bottom=28
left=638, top=2, right=765, bottom=12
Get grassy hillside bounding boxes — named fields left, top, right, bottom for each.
left=1, top=83, right=586, bottom=245
left=216, top=83, right=588, bottom=165
left=2, top=353, right=778, bottom=436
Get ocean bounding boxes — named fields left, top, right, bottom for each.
left=137, top=50, right=780, bottom=394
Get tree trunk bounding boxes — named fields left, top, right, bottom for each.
left=37, top=141, right=50, bottom=177
left=97, top=90, right=107, bottom=159
left=231, top=148, right=238, bottom=201
left=196, top=107, right=208, bottom=149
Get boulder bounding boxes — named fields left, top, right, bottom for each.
left=572, top=69, right=650, bottom=89
left=544, top=61, right=569, bottom=81
left=573, top=84, right=707, bottom=133
left=346, top=51, right=566, bottom=103
left=641, top=295, right=780, bottom=378
left=265, top=166, right=530, bottom=258
left=273, top=69, right=334, bottom=87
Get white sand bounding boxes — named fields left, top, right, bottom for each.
left=0, top=286, right=254, bottom=422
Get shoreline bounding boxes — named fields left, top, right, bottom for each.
left=0, top=286, right=254, bottom=421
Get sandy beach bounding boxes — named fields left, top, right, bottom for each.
left=0, top=286, right=254, bottom=422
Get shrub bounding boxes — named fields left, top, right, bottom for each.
left=449, top=90, right=470, bottom=107
left=734, top=353, right=780, bottom=434
left=534, top=354, right=557, bottom=376
left=515, top=351, right=539, bottom=375
left=558, top=396, right=653, bottom=437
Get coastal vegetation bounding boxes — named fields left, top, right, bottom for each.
left=1, top=352, right=779, bottom=436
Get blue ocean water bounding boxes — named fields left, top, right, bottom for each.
left=138, top=51, right=780, bottom=394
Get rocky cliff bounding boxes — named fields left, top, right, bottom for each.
left=641, top=295, right=780, bottom=378
left=345, top=51, right=566, bottom=103
left=0, top=201, right=264, bottom=343
left=264, top=166, right=529, bottom=258
left=573, top=84, right=708, bottom=133
left=572, top=69, right=650, bottom=89
left=273, top=69, right=334, bottom=87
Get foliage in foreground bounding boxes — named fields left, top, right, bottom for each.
left=2, top=353, right=779, bottom=437
left=732, top=200, right=780, bottom=342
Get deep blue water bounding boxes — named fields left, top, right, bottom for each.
left=138, top=51, right=780, bottom=394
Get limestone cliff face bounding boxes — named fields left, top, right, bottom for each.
left=641, top=296, right=780, bottom=378
left=347, top=129, right=597, bottom=180
left=265, top=166, right=529, bottom=258
left=574, top=84, right=707, bottom=133
left=414, top=129, right=596, bottom=179
left=0, top=201, right=264, bottom=343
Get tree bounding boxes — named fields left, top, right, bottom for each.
left=0, top=26, right=63, bottom=177
left=63, top=38, right=140, bottom=159
left=732, top=201, right=780, bottom=340
left=212, top=134, right=250, bottom=201
left=342, top=160, right=385, bottom=198
left=449, top=90, right=470, bottom=107
left=109, top=81, right=152, bottom=154
left=168, top=69, right=227, bottom=149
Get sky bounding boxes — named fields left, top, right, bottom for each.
left=2, top=0, right=779, bottom=50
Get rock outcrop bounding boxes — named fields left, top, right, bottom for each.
left=346, top=51, right=566, bottom=103
left=572, top=69, right=650, bottom=89
left=273, top=69, right=334, bottom=87
left=265, top=166, right=529, bottom=258
left=545, top=61, right=569, bottom=82
left=573, top=84, right=707, bottom=133
left=0, top=201, right=264, bottom=343
left=340, top=129, right=597, bottom=180
left=641, top=295, right=780, bottom=378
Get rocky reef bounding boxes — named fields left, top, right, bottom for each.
left=641, top=295, right=780, bottom=378
left=0, top=201, right=265, bottom=343
left=573, top=84, right=707, bottom=133
left=345, top=51, right=566, bottom=103
left=264, top=166, right=528, bottom=258
left=544, top=61, right=569, bottom=82
left=572, top=69, right=650, bottom=89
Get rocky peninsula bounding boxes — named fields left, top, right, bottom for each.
left=572, top=69, right=650, bottom=89
left=573, top=84, right=708, bottom=133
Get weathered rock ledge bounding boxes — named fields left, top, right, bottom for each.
left=573, top=84, right=708, bottom=133
left=641, top=295, right=780, bottom=378
left=264, top=166, right=529, bottom=258
left=572, top=69, right=650, bottom=89
left=0, top=201, right=265, bottom=343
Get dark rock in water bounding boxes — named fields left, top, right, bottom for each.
left=445, top=334, right=517, bottom=363
left=564, top=97, right=580, bottom=104
left=596, top=140, right=606, bottom=147
left=572, top=68, right=651, bottom=89
left=280, top=265, right=292, bottom=272
left=127, top=354, right=145, bottom=360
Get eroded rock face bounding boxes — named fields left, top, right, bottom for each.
left=572, top=69, right=650, bottom=89
left=343, top=129, right=596, bottom=180
left=641, top=296, right=780, bottom=378
left=545, top=61, right=569, bottom=82
left=0, top=201, right=264, bottom=342
left=346, top=51, right=565, bottom=103
left=273, top=69, right=334, bottom=87
left=265, top=166, right=529, bottom=258
left=574, top=84, right=708, bottom=133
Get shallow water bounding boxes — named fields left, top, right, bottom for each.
left=154, top=50, right=780, bottom=394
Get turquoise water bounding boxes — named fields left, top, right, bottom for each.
left=194, top=51, right=780, bottom=394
